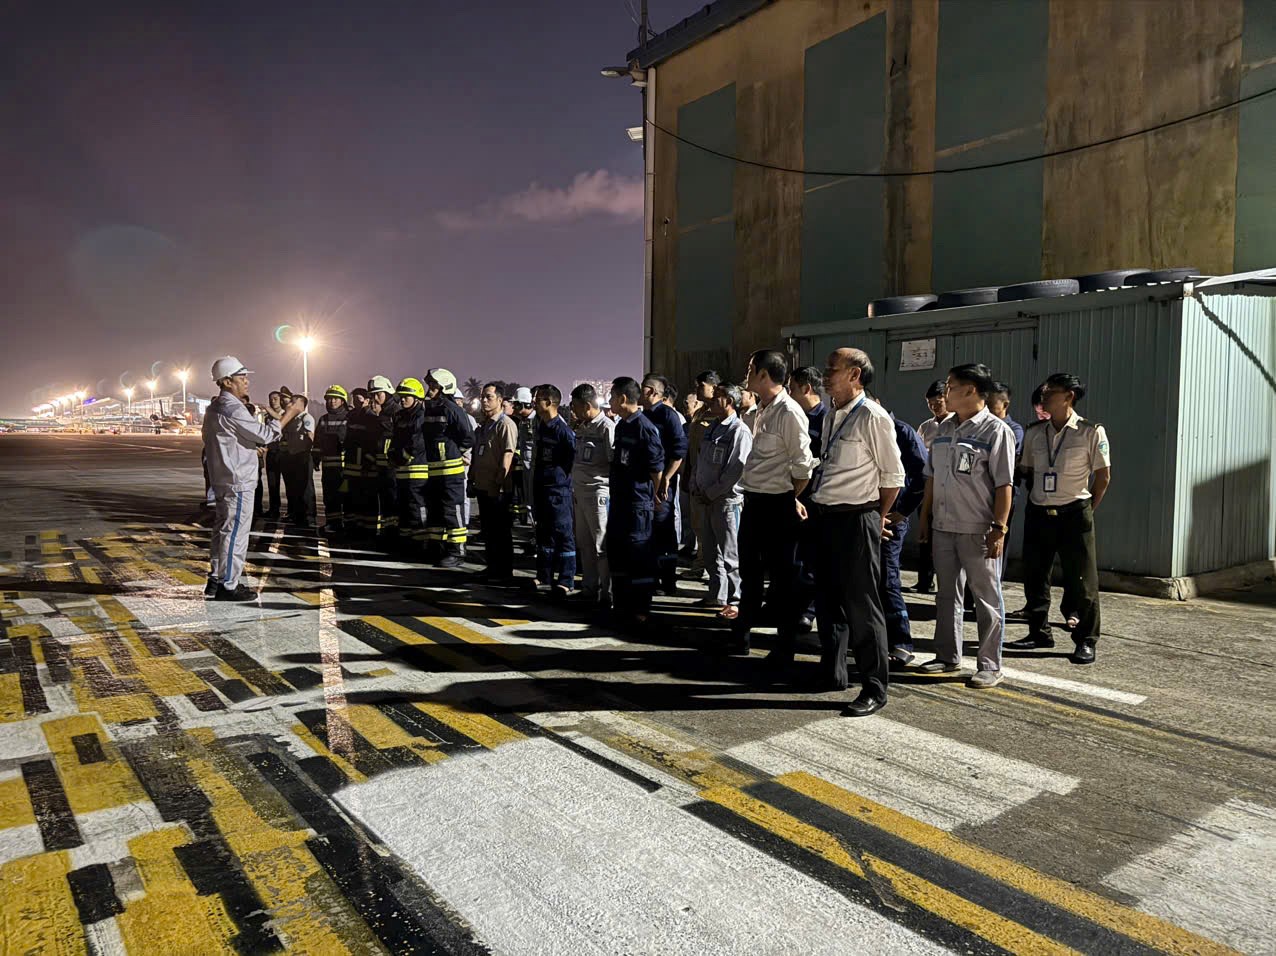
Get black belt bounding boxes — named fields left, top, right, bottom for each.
left=810, top=500, right=880, bottom=515
left=1029, top=499, right=1089, bottom=517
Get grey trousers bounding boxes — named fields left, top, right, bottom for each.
left=573, top=486, right=610, bottom=595
left=209, top=486, right=256, bottom=590
left=689, top=496, right=707, bottom=572
left=932, top=530, right=1004, bottom=672
left=702, top=497, right=742, bottom=605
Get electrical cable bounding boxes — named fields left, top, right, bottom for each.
left=644, top=82, right=1276, bottom=178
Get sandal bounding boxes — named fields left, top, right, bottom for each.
left=1065, top=616, right=1079, bottom=630
left=717, top=605, right=739, bottom=621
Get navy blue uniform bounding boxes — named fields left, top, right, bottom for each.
left=608, top=411, right=665, bottom=617
left=643, top=403, right=688, bottom=591
left=533, top=414, right=577, bottom=588
left=882, top=417, right=928, bottom=652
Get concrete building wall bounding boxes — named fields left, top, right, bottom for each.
left=649, top=0, right=1271, bottom=390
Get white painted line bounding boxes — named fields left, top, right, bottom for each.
left=1103, top=798, right=1276, bottom=954
left=727, top=716, right=1079, bottom=831
left=85, top=917, right=128, bottom=956
left=342, top=736, right=949, bottom=955
left=998, top=665, right=1147, bottom=705
left=554, top=729, right=701, bottom=806
left=70, top=802, right=166, bottom=869
left=13, top=598, right=55, bottom=615
left=0, top=824, right=44, bottom=865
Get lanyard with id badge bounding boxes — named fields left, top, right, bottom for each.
left=1042, top=426, right=1067, bottom=493
left=707, top=423, right=727, bottom=466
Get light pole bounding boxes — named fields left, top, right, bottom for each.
left=298, top=336, right=314, bottom=396
left=123, top=386, right=134, bottom=419
left=146, top=379, right=158, bottom=416
left=75, top=391, right=86, bottom=427
left=176, top=369, right=189, bottom=418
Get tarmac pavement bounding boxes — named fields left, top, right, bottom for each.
left=0, top=433, right=1272, bottom=954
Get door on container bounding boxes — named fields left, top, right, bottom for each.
left=952, top=322, right=1039, bottom=565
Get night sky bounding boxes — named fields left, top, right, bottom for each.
left=2, top=2, right=688, bottom=415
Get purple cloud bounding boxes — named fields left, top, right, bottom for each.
left=438, top=169, right=643, bottom=230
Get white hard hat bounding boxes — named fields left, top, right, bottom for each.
left=368, top=375, right=394, bottom=394
left=211, top=356, right=251, bottom=382
left=427, top=367, right=458, bottom=396
left=513, top=386, right=533, bottom=404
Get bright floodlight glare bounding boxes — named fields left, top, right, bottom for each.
left=626, top=125, right=644, bottom=142
left=75, top=390, right=86, bottom=400
left=176, top=369, right=189, bottom=383
left=123, top=387, right=134, bottom=398
left=147, top=379, right=158, bottom=391
left=298, top=336, right=314, bottom=353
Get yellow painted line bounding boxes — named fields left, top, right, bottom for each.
left=117, top=828, right=239, bottom=953
left=133, top=656, right=208, bottom=696
left=346, top=705, right=448, bottom=763
left=291, top=721, right=366, bottom=783
left=41, top=715, right=149, bottom=815
left=363, top=615, right=432, bottom=645
left=41, top=541, right=62, bottom=556
left=416, top=615, right=502, bottom=644
left=0, top=673, right=28, bottom=722
left=39, top=530, right=60, bottom=541
left=45, top=565, right=73, bottom=583
left=415, top=702, right=525, bottom=750
left=0, top=851, right=86, bottom=955
left=72, top=687, right=157, bottom=724
left=604, top=734, right=756, bottom=792
left=0, top=777, right=36, bottom=829
left=778, top=772, right=1238, bottom=956
left=491, top=618, right=531, bottom=627
left=184, top=749, right=374, bottom=951
left=95, top=595, right=134, bottom=624
left=81, top=566, right=101, bottom=585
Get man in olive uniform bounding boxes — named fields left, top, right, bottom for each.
left=1007, top=372, right=1112, bottom=664
left=313, top=384, right=349, bottom=534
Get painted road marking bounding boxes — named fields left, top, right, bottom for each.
left=725, top=716, right=1079, bottom=830
left=998, top=665, right=1147, bottom=706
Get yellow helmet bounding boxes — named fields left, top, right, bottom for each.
left=324, top=384, right=348, bottom=401
left=396, top=377, right=426, bottom=399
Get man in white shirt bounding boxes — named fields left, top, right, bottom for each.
left=810, top=348, right=905, bottom=716
left=725, top=350, right=817, bottom=661
left=202, top=357, right=305, bottom=600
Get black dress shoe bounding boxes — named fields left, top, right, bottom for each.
left=1006, top=635, right=1055, bottom=650
left=795, top=615, right=814, bottom=635
left=1071, top=640, right=1096, bottom=665
left=888, top=650, right=916, bottom=670
left=842, top=694, right=886, bottom=718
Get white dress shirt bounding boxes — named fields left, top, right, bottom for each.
left=740, top=389, right=816, bottom=494
left=811, top=394, right=905, bottom=506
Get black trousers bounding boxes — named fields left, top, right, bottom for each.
left=476, top=490, right=514, bottom=576
left=377, top=466, right=399, bottom=539
left=1024, top=501, right=1100, bottom=643
left=607, top=500, right=655, bottom=617
left=813, top=504, right=889, bottom=697
left=320, top=463, right=344, bottom=527
left=426, top=474, right=467, bottom=554
left=281, top=451, right=315, bottom=521
left=265, top=448, right=283, bottom=515
left=398, top=478, right=428, bottom=546
left=733, top=491, right=801, bottom=646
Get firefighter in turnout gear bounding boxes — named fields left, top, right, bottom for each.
left=342, top=386, right=377, bottom=537
left=422, top=368, right=475, bottom=567
left=370, top=376, right=402, bottom=547
left=313, top=384, right=349, bottom=534
left=389, top=378, right=430, bottom=551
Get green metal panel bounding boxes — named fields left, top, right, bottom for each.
left=676, top=220, right=736, bottom=352
left=1236, top=0, right=1276, bottom=270
left=677, top=84, right=736, bottom=226
left=800, top=14, right=886, bottom=324
left=932, top=0, right=1047, bottom=292
left=1174, top=293, right=1276, bottom=575
left=1037, top=300, right=1183, bottom=577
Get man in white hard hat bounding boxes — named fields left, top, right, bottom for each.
left=511, top=385, right=536, bottom=531
left=203, top=357, right=305, bottom=600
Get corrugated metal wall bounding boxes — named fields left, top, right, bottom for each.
left=1037, top=299, right=1183, bottom=577
left=1174, top=293, right=1276, bottom=575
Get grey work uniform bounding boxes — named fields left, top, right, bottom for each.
left=572, top=411, right=616, bottom=597
left=691, top=414, right=751, bottom=606
left=202, top=391, right=282, bottom=589
left=926, top=408, right=1016, bottom=672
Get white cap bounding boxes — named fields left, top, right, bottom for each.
left=513, top=386, right=533, bottom=404
left=211, top=356, right=251, bottom=382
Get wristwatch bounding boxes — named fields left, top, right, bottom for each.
left=990, top=521, right=1009, bottom=534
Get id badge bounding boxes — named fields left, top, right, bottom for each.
left=581, top=443, right=596, bottom=464
left=1043, top=471, right=1058, bottom=493
left=477, top=444, right=487, bottom=457
left=712, top=446, right=725, bottom=465
left=619, top=447, right=630, bottom=466
left=957, top=451, right=974, bottom=475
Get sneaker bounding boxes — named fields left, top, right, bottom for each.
left=215, top=584, right=258, bottom=602
left=967, top=669, right=1004, bottom=689
left=917, top=659, right=961, bottom=674
left=204, top=577, right=220, bottom=598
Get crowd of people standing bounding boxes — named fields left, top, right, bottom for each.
left=201, top=347, right=1112, bottom=717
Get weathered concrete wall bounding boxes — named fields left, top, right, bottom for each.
left=650, top=0, right=1260, bottom=385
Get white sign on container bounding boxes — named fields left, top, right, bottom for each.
left=899, top=338, right=937, bottom=371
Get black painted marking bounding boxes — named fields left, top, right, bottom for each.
left=247, top=751, right=488, bottom=955
left=280, top=666, right=323, bottom=690
left=119, top=738, right=214, bottom=833
left=8, top=636, right=49, bottom=715
left=133, top=628, right=175, bottom=657
left=21, top=760, right=83, bottom=850
left=194, top=668, right=257, bottom=703
left=684, top=799, right=1007, bottom=956
left=172, top=635, right=204, bottom=653
left=101, top=632, right=140, bottom=675
left=71, top=733, right=107, bottom=765
left=297, top=755, right=348, bottom=794
left=482, top=711, right=664, bottom=793
left=79, top=658, right=144, bottom=698
left=38, top=634, right=72, bottom=683
left=173, top=840, right=284, bottom=954
left=201, top=636, right=293, bottom=696
left=375, top=701, right=483, bottom=752
left=294, top=708, right=421, bottom=775
left=186, top=690, right=226, bottom=712
left=748, top=781, right=1163, bottom=956
left=66, top=863, right=124, bottom=924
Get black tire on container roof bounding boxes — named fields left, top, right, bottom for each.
left=1124, top=267, right=1202, bottom=286
left=996, top=279, right=1081, bottom=302
left=1074, top=269, right=1149, bottom=293
left=935, top=287, right=1000, bottom=308
left=868, top=294, right=937, bottom=317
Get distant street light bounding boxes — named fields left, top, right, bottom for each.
left=146, top=379, right=158, bottom=415
left=74, top=391, right=86, bottom=425
left=176, top=369, right=189, bottom=417
left=297, top=336, right=315, bottom=397
left=123, top=386, right=135, bottom=416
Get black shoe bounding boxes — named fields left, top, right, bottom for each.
left=762, top=646, right=794, bottom=669
left=438, top=554, right=463, bottom=569
left=214, top=584, right=258, bottom=602
left=842, top=693, right=886, bottom=718
left=1006, top=635, right=1055, bottom=650
left=795, top=615, right=814, bottom=635
left=1071, top=640, right=1096, bottom=665
left=907, top=582, right=935, bottom=594
left=551, top=584, right=570, bottom=601
left=717, top=636, right=750, bottom=656
left=1006, top=606, right=1030, bottom=620
left=204, top=577, right=220, bottom=598
left=917, top=659, right=961, bottom=674
left=888, top=650, right=915, bottom=670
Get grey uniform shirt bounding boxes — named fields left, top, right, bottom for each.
left=692, top=414, right=752, bottom=503
left=925, top=407, right=1015, bottom=534
left=918, top=415, right=947, bottom=451
left=572, top=412, right=616, bottom=492
left=202, top=391, right=283, bottom=492
left=1023, top=411, right=1111, bottom=506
